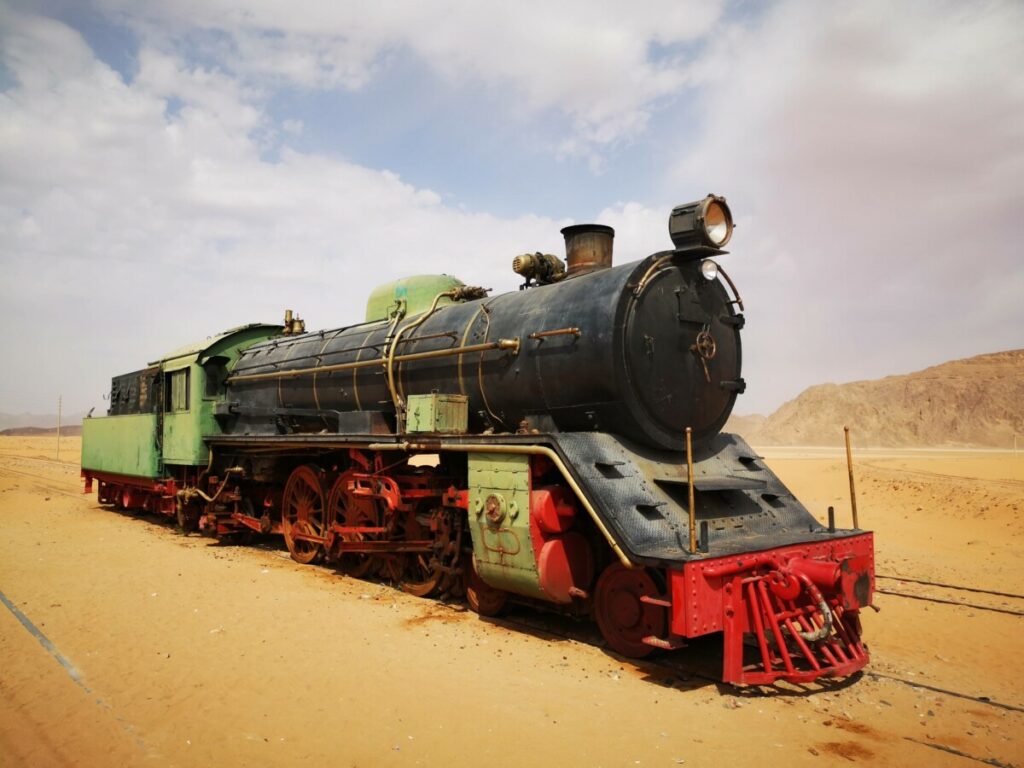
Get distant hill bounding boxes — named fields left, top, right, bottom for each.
left=734, top=350, right=1024, bottom=448
left=0, top=425, right=83, bottom=437
left=723, top=413, right=767, bottom=435
left=0, top=411, right=88, bottom=431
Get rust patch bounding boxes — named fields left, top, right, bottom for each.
left=818, top=741, right=875, bottom=761
left=403, top=606, right=468, bottom=627
left=833, top=719, right=883, bottom=740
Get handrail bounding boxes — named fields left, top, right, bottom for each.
left=225, top=339, right=520, bottom=384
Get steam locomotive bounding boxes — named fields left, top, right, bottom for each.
left=82, top=195, right=874, bottom=685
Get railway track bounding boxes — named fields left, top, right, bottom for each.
left=875, top=574, right=1024, bottom=617
left=0, top=456, right=83, bottom=499
left=0, top=452, right=79, bottom=469
left=859, top=460, right=1024, bottom=491
left=484, top=602, right=1024, bottom=716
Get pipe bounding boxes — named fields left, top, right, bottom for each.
left=633, top=253, right=674, bottom=297
left=528, top=327, right=580, bottom=340
left=367, top=440, right=633, bottom=568
left=686, top=426, right=696, bottom=554
left=181, top=466, right=243, bottom=504
left=226, top=339, right=520, bottom=384
left=844, top=425, right=859, bottom=529
left=716, top=264, right=745, bottom=312
left=385, top=290, right=457, bottom=431
left=794, top=572, right=834, bottom=642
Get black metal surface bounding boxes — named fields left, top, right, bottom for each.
left=207, top=429, right=860, bottom=567
left=548, top=431, right=856, bottom=565
left=225, top=252, right=743, bottom=450
left=108, top=366, right=159, bottom=416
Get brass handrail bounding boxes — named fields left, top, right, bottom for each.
left=225, top=339, right=520, bottom=384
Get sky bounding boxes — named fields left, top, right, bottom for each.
left=1, top=0, right=1022, bottom=419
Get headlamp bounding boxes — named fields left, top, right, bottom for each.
left=700, top=259, right=719, bottom=281
left=668, top=194, right=733, bottom=255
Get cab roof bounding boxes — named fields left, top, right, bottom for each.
left=149, top=323, right=282, bottom=367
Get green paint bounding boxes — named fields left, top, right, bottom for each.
left=159, top=325, right=282, bottom=466
left=364, top=275, right=465, bottom=322
left=406, top=393, right=468, bottom=434
left=466, top=453, right=545, bottom=599
left=81, top=414, right=160, bottom=478
left=82, top=324, right=283, bottom=477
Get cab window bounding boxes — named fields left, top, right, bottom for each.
left=165, top=369, right=190, bottom=412
left=203, top=357, right=228, bottom=398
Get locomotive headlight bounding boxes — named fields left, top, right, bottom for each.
left=668, top=194, right=734, bottom=256
left=703, top=200, right=731, bottom=246
left=700, top=259, right=719, bottom=281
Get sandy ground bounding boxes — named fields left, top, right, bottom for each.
left=1, top=436, right=1021, bottom=767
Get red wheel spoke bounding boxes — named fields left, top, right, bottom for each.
left=282, top=465, right=325, bottom=565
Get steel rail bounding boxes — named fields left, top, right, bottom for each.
left=875, top=574, right=1024, bottom=601
left=875, top=588, right=1024, bottom=617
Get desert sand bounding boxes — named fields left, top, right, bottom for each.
left=1, top=435, right=1021, bottom=767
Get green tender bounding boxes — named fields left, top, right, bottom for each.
left=81, top=414, right=160, bottom=479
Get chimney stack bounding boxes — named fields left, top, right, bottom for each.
left=560, top=224, right=614, bottom=277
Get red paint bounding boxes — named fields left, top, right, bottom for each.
left=528, top=478, right=593, bottom=604
left=670, top=534, right=874, bottom=685
left=536, top=532, right=595, bottom=603
left=81, top=469, right=178, bottom=515
left=532, top=486, right=577, bottom=534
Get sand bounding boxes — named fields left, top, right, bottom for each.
left=1, top=436, right=1021, bottom=767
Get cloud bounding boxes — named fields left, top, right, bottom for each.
left=666, top=0, right=1024, bottom=411
left=0, top=10, right=579, bottom=412
left=96, top=0, right=725, bottom=157
left=1, top=0, right=1021, bottom=422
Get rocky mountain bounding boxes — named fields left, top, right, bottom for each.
left=0, top=411, right=87, bottom=432
left=729, top=349, right=1024, bottom=448
left=723, top=413, right=767, bottom=436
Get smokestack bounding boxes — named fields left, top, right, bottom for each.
left=560, top=224, right=614, bottom=277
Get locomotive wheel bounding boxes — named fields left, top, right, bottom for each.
left=593, top=563, right=665, bottom=658
left=388, top=512, right=444, bottom=597
left=465, top=553, right=508, bottom=617
left=281, top=465, right=326, bottom=565
left=326, top=473, right=377, bottom=578
left=388, top=553, right=445, bottom=598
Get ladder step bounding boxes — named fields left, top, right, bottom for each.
left=642, top=635, right=686, bottom=651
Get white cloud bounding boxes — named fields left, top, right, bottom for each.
left=0, top=10, right=577, bottom=412
left=2, top=0, right=1021, bottom=422
left=97, top=0, right=725, bottom=156
left=667, top=0, right=1024, bottom=412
